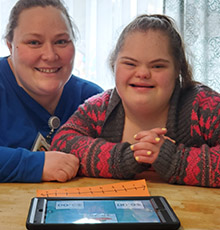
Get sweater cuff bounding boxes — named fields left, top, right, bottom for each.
left=115, top=143, right=150, bottom=179
left=0, top=147, right=45, bottom=183
left=152, top=140, right=177, bottom=181
left=22, top=149, right=45, bottom=182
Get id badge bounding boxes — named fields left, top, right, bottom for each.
left=32, top=132, right=51, bottom=151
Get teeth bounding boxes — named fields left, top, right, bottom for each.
left=130, top=84, right=154, bottom=88
left=37, top=68, right=59, bottom=73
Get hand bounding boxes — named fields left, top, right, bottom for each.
left=42, top=151, right=79, bottom=182
left=131, top=128, right=175, bottom=164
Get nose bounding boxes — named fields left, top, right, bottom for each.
left=135, top=66, right=151, bottom=79
left=41, top=43, right=58, bottom=61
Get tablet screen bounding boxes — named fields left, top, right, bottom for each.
left=45, top=199, right=160, bottom=224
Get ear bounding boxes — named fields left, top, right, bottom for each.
left=6, top=41, right=13, bottom=54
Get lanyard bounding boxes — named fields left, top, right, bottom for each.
left=46, top=116, right=60, bottom=142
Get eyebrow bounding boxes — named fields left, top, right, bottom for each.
left=119, top=57, right=138, bottom=62
left=150, top=59, right=170, bottom=64
left=23, top=32, right=71, bottom=38
left=120, top=56, right=170, bottom=63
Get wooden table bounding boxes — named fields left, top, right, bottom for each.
left=0, top=171, right=219, bottom=230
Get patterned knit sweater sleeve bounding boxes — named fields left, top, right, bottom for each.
left=153, top=85, right=220, bottom=187
left=51, top=90, right=147, bottom=179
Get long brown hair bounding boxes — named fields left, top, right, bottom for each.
left=109, top=14, right=196, bottom=89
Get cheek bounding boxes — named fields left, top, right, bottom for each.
left=163, top=78, right=175, bottom=88
left=12, top=45, right=39, bottom=66
left=61, top=45, right=75, bottom=65
left=159, top=70, right=176, bottom=88
left=160, top=76, right=176, bottom=98
left=115, top=66, right=129, bottom=86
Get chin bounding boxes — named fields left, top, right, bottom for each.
left=40, top=84, right=62, bottom=95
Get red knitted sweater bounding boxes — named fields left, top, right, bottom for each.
left=51, top=84, right=220, bottom=187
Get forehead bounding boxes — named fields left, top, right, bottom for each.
left=119, top=30, right=173, bottom=58
left=123, top=30, right=170, bottom=49
left=16, top=6, right=71, bottom=33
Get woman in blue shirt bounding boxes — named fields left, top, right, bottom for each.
left=0, top=0, right=103, bottom=182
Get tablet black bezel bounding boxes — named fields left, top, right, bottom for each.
left=26, top=196, right=181, bottom=230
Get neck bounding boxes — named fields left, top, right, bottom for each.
left=122, top=105, right=169, bottom=143
left=124, top=103, right=169, bottom=130
left=36, top=95, right=60, bottom=115
left=126, top=110, right=168, bottom=130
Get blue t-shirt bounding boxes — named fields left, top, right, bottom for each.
left=0, top=56, right=103, bottom=182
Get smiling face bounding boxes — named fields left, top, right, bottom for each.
left=115, top=30, right=178, bottom=116
left=7, top=6, right=75, bottom=107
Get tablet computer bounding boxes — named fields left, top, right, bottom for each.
left=26, top=196, right=180, bottom=230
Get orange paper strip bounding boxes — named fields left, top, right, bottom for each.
left=37, top=179, right=150, bottom=197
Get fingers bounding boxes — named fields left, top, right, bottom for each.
left=133, top=127, right=175, bottom=145
left=134, top=153, right=156, bottom=164
left=42, top=151, right=79, bottom=182
left=56, top=154, right=79, bottom=182
left=134, top=127, right=167, bottom=141
left=131, top=139, right=160, bottom=153
left=55, top=170, right=70, bottom=182
left=134, top=134, right=162, bottom=144
left=131, top=127, right=175, bottom=164
left=131, top=139, right=161, bottom=164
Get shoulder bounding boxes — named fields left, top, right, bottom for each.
left=0, top=56, right=6, bottom=63
left=0, top=56, right=10, bottom=75
left=67, top=75, right=103, bottom=93
left=74, top=90, right=113, bottom=122
left=77, top=89, right=121, bottom=122
left=180, top=84, right=220, bottom=104
left=192, top=84, right=220, bottom=109
left=0, top=56, right=14, bottom=84
left=0, top=56, right=9, bottom=68
left=0, top=57, right=11, bottom=92
left=64, top=75, right=103, bottom=105
left=179, top=84, right=220, bottom=120
left=83, top=89, right=113, bottom=107
left=177, top=84, right=220, bottom=120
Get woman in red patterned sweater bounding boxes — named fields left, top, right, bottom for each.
left=51, top=14, right=220, bottom=187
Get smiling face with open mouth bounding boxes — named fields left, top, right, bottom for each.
left=7, top=6, right=75, bottom=109
left=115, top=30, right=178, bottom=116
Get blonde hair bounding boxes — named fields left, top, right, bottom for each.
left=5, top=0, right=78, bottom=43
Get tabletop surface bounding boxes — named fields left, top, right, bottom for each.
left=0, top=171, right=219, bottom=230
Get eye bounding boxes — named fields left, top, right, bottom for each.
left=56, top=39, right=66, bottom=44
left=124, top=62, right=136, bottom=67
left=153, top=64, right=165, bottom=69
left=28, top=40, right=41, bottom=46
left=55, top=39, right=70, bottom=46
